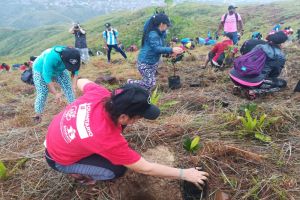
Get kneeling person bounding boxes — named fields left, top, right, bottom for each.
left=230, top=31, right=288, bottom=95
left=45, top=79, right=209, bottom=185
left=204, top=32, right=235, bottom=68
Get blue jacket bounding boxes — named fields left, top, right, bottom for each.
left=138, top=30, right=172, bottom=65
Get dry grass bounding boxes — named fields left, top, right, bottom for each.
left=0, top=44, right=300, bottom=199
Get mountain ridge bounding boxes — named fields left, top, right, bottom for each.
left=0, top=0, right=299, bottom=63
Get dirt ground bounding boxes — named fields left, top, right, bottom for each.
left=0, top=43, right=300, bottom=200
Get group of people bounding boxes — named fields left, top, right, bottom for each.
left=12, top=4, right=293, bottom=189
left=69, top=22, right=128, bottom=64
left=29, top=11, right=208, bottom=187
left=0, top=63, right=10, bottom=72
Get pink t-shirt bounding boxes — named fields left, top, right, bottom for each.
left=46, top=83, right=141, bottom=166
left=221, top=13, right=242, bottom=32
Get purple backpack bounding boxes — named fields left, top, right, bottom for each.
left=234, top=48, right=267, bottom=76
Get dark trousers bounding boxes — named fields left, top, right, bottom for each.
left=45, top=149, right=127, bottom=181
left=231, top=77, right=287, bottom=90
left=107, top=44, right=127, bottom=62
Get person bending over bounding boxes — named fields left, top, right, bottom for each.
left=32, top=46, right=80, bottom=123
left=44, top=78, right=209, bottom=186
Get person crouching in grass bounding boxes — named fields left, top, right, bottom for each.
left=44, top=78, right=209, bottom=186
left=203, top=32, right=235, bottom=68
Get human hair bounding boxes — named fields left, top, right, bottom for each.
left=142, top=13, right=169, bottom=46
left=103, top=97, right=139, bottom=125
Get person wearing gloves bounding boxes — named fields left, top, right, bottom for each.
left=128, top=13, right=183, bottom=90
left=45, top=78, right=209, bottom=186
left=32, top=46, right=80, bottom=123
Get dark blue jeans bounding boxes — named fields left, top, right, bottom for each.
left=107, top=44, right=127, bottom=62
left=225, top=31, right=238, bottom=45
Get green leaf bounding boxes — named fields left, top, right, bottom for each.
left=239, top=103, right=257, bottom=113
left=0, top=161, right=7, bottom=180
left=183, top=137, right=192, bottom=151
left=238, top=116, right=247, bottom=127
left=258, top=114, right=267, bottom=127
left=248, top=103, right=257, bottom=113
left=255, top=132, right=272, bottom=143
left=190, top=136, right=200, bottom=150
left=150, top=86, right=161, bottom=106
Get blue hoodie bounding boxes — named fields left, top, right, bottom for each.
left=138, top=30, right=172, bottom=65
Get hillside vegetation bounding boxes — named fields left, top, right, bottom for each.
left=0, top=1, right=300, bottom=200
left=0, top=0, right=299, bottom=63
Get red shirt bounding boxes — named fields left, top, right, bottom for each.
left=211, top=39, right=233, bottom=62
left=19, top=65, right=27, bottom=71
left=46, top=83, right=141, bottom=166
left=0, top=64, right=10, bottom=71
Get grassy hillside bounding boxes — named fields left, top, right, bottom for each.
left=1, top=36, right=300, bottom=200
left=0, top=0, right=299, bottom=63
left=0, top=1, right=300, bottom=199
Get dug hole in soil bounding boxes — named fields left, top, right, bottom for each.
left=111, top=145, right=182, bottom=200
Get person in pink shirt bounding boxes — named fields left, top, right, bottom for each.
left=45, top=78, right=209, bottom=185
left=218, top=5, right=244, bottom=45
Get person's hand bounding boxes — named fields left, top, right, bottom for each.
left=240, top=30, right=244, bottom=36
left=54, top=93, right=63, bottom=103
left=181, top=168, right=209, bottom=186
left=172, top=47, right=184, bottom=55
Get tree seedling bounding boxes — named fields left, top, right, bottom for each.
left=0, top=161, right=7, bottom=180
left=150, top=86, right=161, bottom=106
left=239, top=102, right=257, bottom=113
left=237, top=109, right=272, bottom=143
left=183, top=136, right=201, bottom=154
left=0, top=158, right=29, bottom=181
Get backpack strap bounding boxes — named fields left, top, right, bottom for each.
left=222, top=13, right=239, bottom=24
left=235, top=13, right=238, bottom=24
left=222, top=13, right=228, bottom=25
left=105, top=29, right=117, bottom=40
left=112, top=30, right=117, bottom=39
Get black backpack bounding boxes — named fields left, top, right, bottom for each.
left=21, top=68, right=34, bottom=85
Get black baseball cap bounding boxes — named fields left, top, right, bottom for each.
left=112, top=84, right=160, bottom=120
left=154, top=13, right=172, bottom=27
left=228, top=5, right=238, bottom=10
left=61, top=47, right=81, bottom=73
left=105, top=23, right=111, bottom=28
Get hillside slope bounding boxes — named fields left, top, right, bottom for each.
left=0, top=1, right=300, bottom=200
left=0, top=0, right=299, bottom=62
